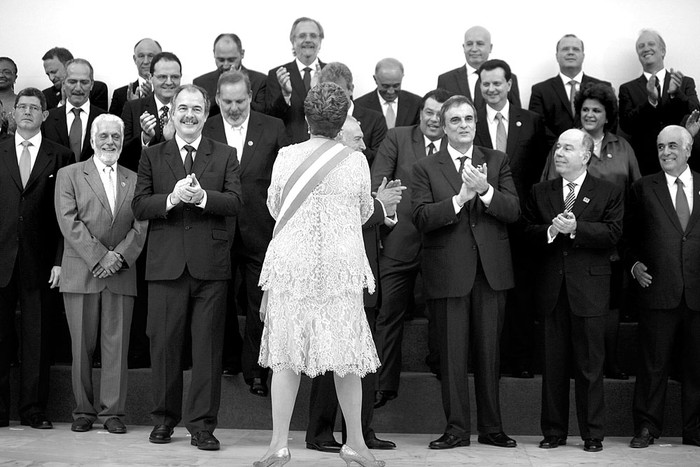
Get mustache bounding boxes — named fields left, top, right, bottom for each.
left=180, top=116, right=199, bottom=124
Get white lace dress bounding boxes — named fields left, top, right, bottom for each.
left=258, top=138, right=380, bottom=377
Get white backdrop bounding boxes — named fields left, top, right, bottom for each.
left=4, top=0, right=700, bottom=108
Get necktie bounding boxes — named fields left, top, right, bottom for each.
left=564, top=181, right=576, bottom=212
left=19, top=140, right=32, bottom=188
left=184, top=145, right=194, bottom=174
left=495, top=112, right=507, bottom=152
left=568, top=80, right=577, bottom=116
left=105, top=166, right=116, bottom=215
left=303, top=67, right=312, bottom=93
left=654, top=75, right=662, bottom=100
left=458, top=156, right=468, bottom=174
left=427, top=142, right=436, bottom=156
left=69, top=107, right=83, bottom=162
left=385, top=101, right=396, bottom=129
left=159, top=106, right=169, bottom=131
left=675, top=178, right=690, bottom=230
left=474, top=75, right=483, bottom=108
left=232, top=125, right=244, bottom=163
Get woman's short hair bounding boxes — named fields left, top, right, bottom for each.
left=574, top=82, right=619, bottom=134
left=304, top=82, right=349, bottom=138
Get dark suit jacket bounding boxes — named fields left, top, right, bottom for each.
left=474, top=105, right=547, bottom=204
left=131, top=137, right=242, bottom=281
left=0, top=137, right=72, bottom=288
left=202, top=110, right=287, bottom=252
left=619, top=73, right=700, bottom=175
left=529, top=74, right=610, bottom=147
left=625, top=171, right=700, bottom=311
left=523, top=174, right=623, bottom=317
left=265, top=60, right=326, bottom=144
left=120, top=96, right=167, bottom=171
left=354, top=90, right=422, bottom=128
left=193, top=66, right=267, bottom=116
left=352, top=104, right=387, bottom=167
left=363, top=199, right=385, bottom=308
left=437, top=65, right=521, bottom=108
left=371, top=125, right=446, bottom=263
left=411, top=146, right=520, bottom=298
left=42, top=104, right=106, bottom=163
left=42, top=81, right=109, bottom=112
left=109, top=80, right=138, bottom=118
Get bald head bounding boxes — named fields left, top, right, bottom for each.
left=133, top=38, right=162, bottom=79
left=463, top=26, right=493, bottom=68
left=657, top=125, right=692, bottom=176
left=374, top=58, right=405, bottom=103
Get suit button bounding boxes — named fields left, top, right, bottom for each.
left=471, top=223, right=476, bottom=228
left=109, top=246, right=114, bottom=250
left=472, top=245, right=477, bottom=250
left=18, top=216, right=23, bottom=221
left=558, top=270, right=563, bottom=275
left=563, top=251, right=568, bottom=256
left=185, top=226, right=191, bottom=230
left=185, top=207, right=191, bottom=211
left=682, top=236, right=687, bottom=241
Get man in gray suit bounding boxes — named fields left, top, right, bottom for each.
left=54, top=114, right=147, bottom=434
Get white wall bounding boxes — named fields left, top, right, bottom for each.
left=4, top=0, right=700, bottom=108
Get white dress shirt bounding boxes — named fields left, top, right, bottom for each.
left=547, top=171, right=587, bottom=242
left=559, top=70, right=584, bottom=98
left=465, top=63, right=479, bottom=100
left=166, top=134, right=207, bottom=210
left=65, top=100, right=91, bottom=151
left=14, top=131, right=42, bottom=171
left=485, top=100, right=510, bottom=149
left=92, top=156, right=118, bottom=214
left=222, top=113, right=249, bottom=163
left=665, top=165, right=694, bottom=213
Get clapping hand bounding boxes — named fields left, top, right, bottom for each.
left=686, top=109, right=700, bottom=138
left=374, top=177, right=406, bottom=217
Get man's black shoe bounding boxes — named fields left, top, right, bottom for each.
left=149, top=424, right=174, bottom=444
left=539, top=435, right=567, bottom=449
left=477, top=431, right=517, bottom=448
left=429, top=433, right=470, bottom=449
left=306, top=440, right=342, bottom=452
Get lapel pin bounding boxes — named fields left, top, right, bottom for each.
left=121, top=181, right=126, bottom=187
left=607, top=153, right=612, bottom=159
left=583, top=197, right=590, bottom=203
left=516, top=121, right=522, bottom=127
left=247, top=141, right=253, bottom=146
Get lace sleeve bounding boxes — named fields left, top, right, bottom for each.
left=266, top=147, right=288, bottom=220
left=357, top=152, right=374, bottom=224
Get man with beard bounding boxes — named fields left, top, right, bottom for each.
left=54, top=114, right=147, bottom=434
left=109, top=38, right=162, bottom=118
left=132, top=84, right=241, bottom=451
left=41, top=47, right=108, bottom=111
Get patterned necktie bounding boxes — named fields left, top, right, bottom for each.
left=495, top=112, right=507, bottom=152
left=184, top=145, right=194, bottom=174
left=159, top=106, right=169, bottom=131
left=568, top=80, right=577, bottom=116
left=427, top=142, right=436, bottom=156
left=19, top=140, right=32, bottom=188
left=675, top=178, right=690, bottom=230
left=458, top=156, right=468, bottom=174
left=105, top=166, right=116, bottom=214
left=303, top=67, right=312, bottom=93
left=564, top=181, right=576, bottom=212
left=69, top=107, right=83, bottom=162
left=654, top=75, right=662, bottom=100
left=385, top=101, right=396, bottom=129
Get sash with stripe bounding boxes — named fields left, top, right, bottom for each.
left=260, top=139, right=353, bottom=320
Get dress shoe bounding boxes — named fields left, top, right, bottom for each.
left=149, top=424, right=174, bottom=444
left=306, top=439, right=342, bottom=452
left=339, top=445, right=385, bottom=467
left=539, top=435, right=567, bottom=449
left=191, top=430, right=220, bottom=450
left=373, top=390, right=397, bottom=409
left=70, top=417, right=93, bottom=432
left=583, top=438, right=603, bottom=452
left=365, top=434, right=396, bottom=450
left=629, top=427, right=655, bottom=448
left=103, top=417, right=127, bottom=434
left=253, top=447, right=291, bottom=467
left=429, top=433, right=470, bottom=449
left=478, top=431, right=517, bottom=448
left=682, top=435, right=700, bottom=447
left=249, top=377, right=268, bottom=397
left=20, top=413, right=53, bottom=429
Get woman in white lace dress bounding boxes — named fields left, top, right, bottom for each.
left=254, top=83, right=383, bottom=467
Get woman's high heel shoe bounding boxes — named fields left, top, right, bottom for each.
left=253, top=447, right=291, bottom=467
left=339, top=445, right=386, bottom=467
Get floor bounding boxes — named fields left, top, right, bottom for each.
left=1, top=425, right=698, bottom=466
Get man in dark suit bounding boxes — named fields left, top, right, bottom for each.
left=0, top=87, right=72, bottom=429
left=370, top=89, right=451, bottom=408
left=619, top=29, right=700, bottom=176
left=42, top=59, right=106, bottom=163
left=626, top=125, right=700, bottom=449
left=354, top=58, right=421, bottom=129
left=132, top=84, right=242, bottom=450
left=305, top=116, right=401, bottom=453
left=194, top=34, right=267, bottom=117
left=523, top=129, right=623, bottom=453
left=265, top=17, right=326, bottom=144
left=54, top=114, right=147, bottom=434
left=120, top=52, right=182, bottom=171
left=317, top=62, right=387, bottom=166
left=41, top=47, right=108, bottom=111
left=474, top=59, right=547, bottom=378
left=529, top=34, right=610, bottom=148
left=437, top=26, right=520, bottom=109
left=201, top=70, right=286, bottom=396
left=412, top=95, right=520, bottom=450
left=109, top=38, right=162, bottom=118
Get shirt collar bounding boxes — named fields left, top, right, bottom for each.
left=665, top=165, right=692, bottom=186
left=562, top=170, right=587, bottom=186
left=92, top=154, right=117, bottom=171
left=377, top=90, right=398, bottom=107
left=447, top=143, right=474, bottom=160
left=465, top=63, right=479, bottom=77
left=347, top=100, right=355, bottom=116
left=486, top=101, right=510, bottom=122
left=223, top=112, right=250, bottom=131
left=559, top=71, right=584, bottom=86
left=154, top=95, right=170, bottom=110
left=15, top=131, right=42, bottom=148
left=175, top=134, right=202, bottom=151
left=296, top=58, right=320, bottom=74
left=424, top=135, right=440, bottom=150
left=66, top=100, right=90, bottom=115
left=643, top=68, right=667, bottom=84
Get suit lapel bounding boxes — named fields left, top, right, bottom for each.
left=114, top=165, right=131, bottom=218
left=547, top=178, right=565, bottom=215
left=506, top=106, right=522, bottom=154
left=437, top=149, right=462, bottom=194
left=475, top=107, right=493, bottom=149
left=240, top=113, right=261, bottom=173
left=192, top=137, right=213, bottom=177
left=165, top=139, right=187, bottom=180
left=552, top=78, right=572, bottom=118
left=288, top=61, right=306, bottom=103
left=83, top=158, right=113, bottom=219
left=23, top=143, right=53, bottom=192
left=1, top=141, right=24, bottom=191
left=686, top=172, right=700, bottom=232
left=456, top=67, right=472, bottom=99
left=55, top=109, right=69, bottom=144
left=411, top=125, right=429, bottom=162
left=571, top=173, right=595, bottom=218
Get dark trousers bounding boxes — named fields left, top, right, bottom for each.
left=0, top=263, right=52, bottom=420
left=147, top=268, right=227, bottom=434
left=541, top=283, right=606, bottom=440
left=633, top=296, right=700, bottom=438
left=430, top=270, right=506, bottom=437
left=374, top=255, right=420, bottom=393
left=306, top=307, right=377, bottom=443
